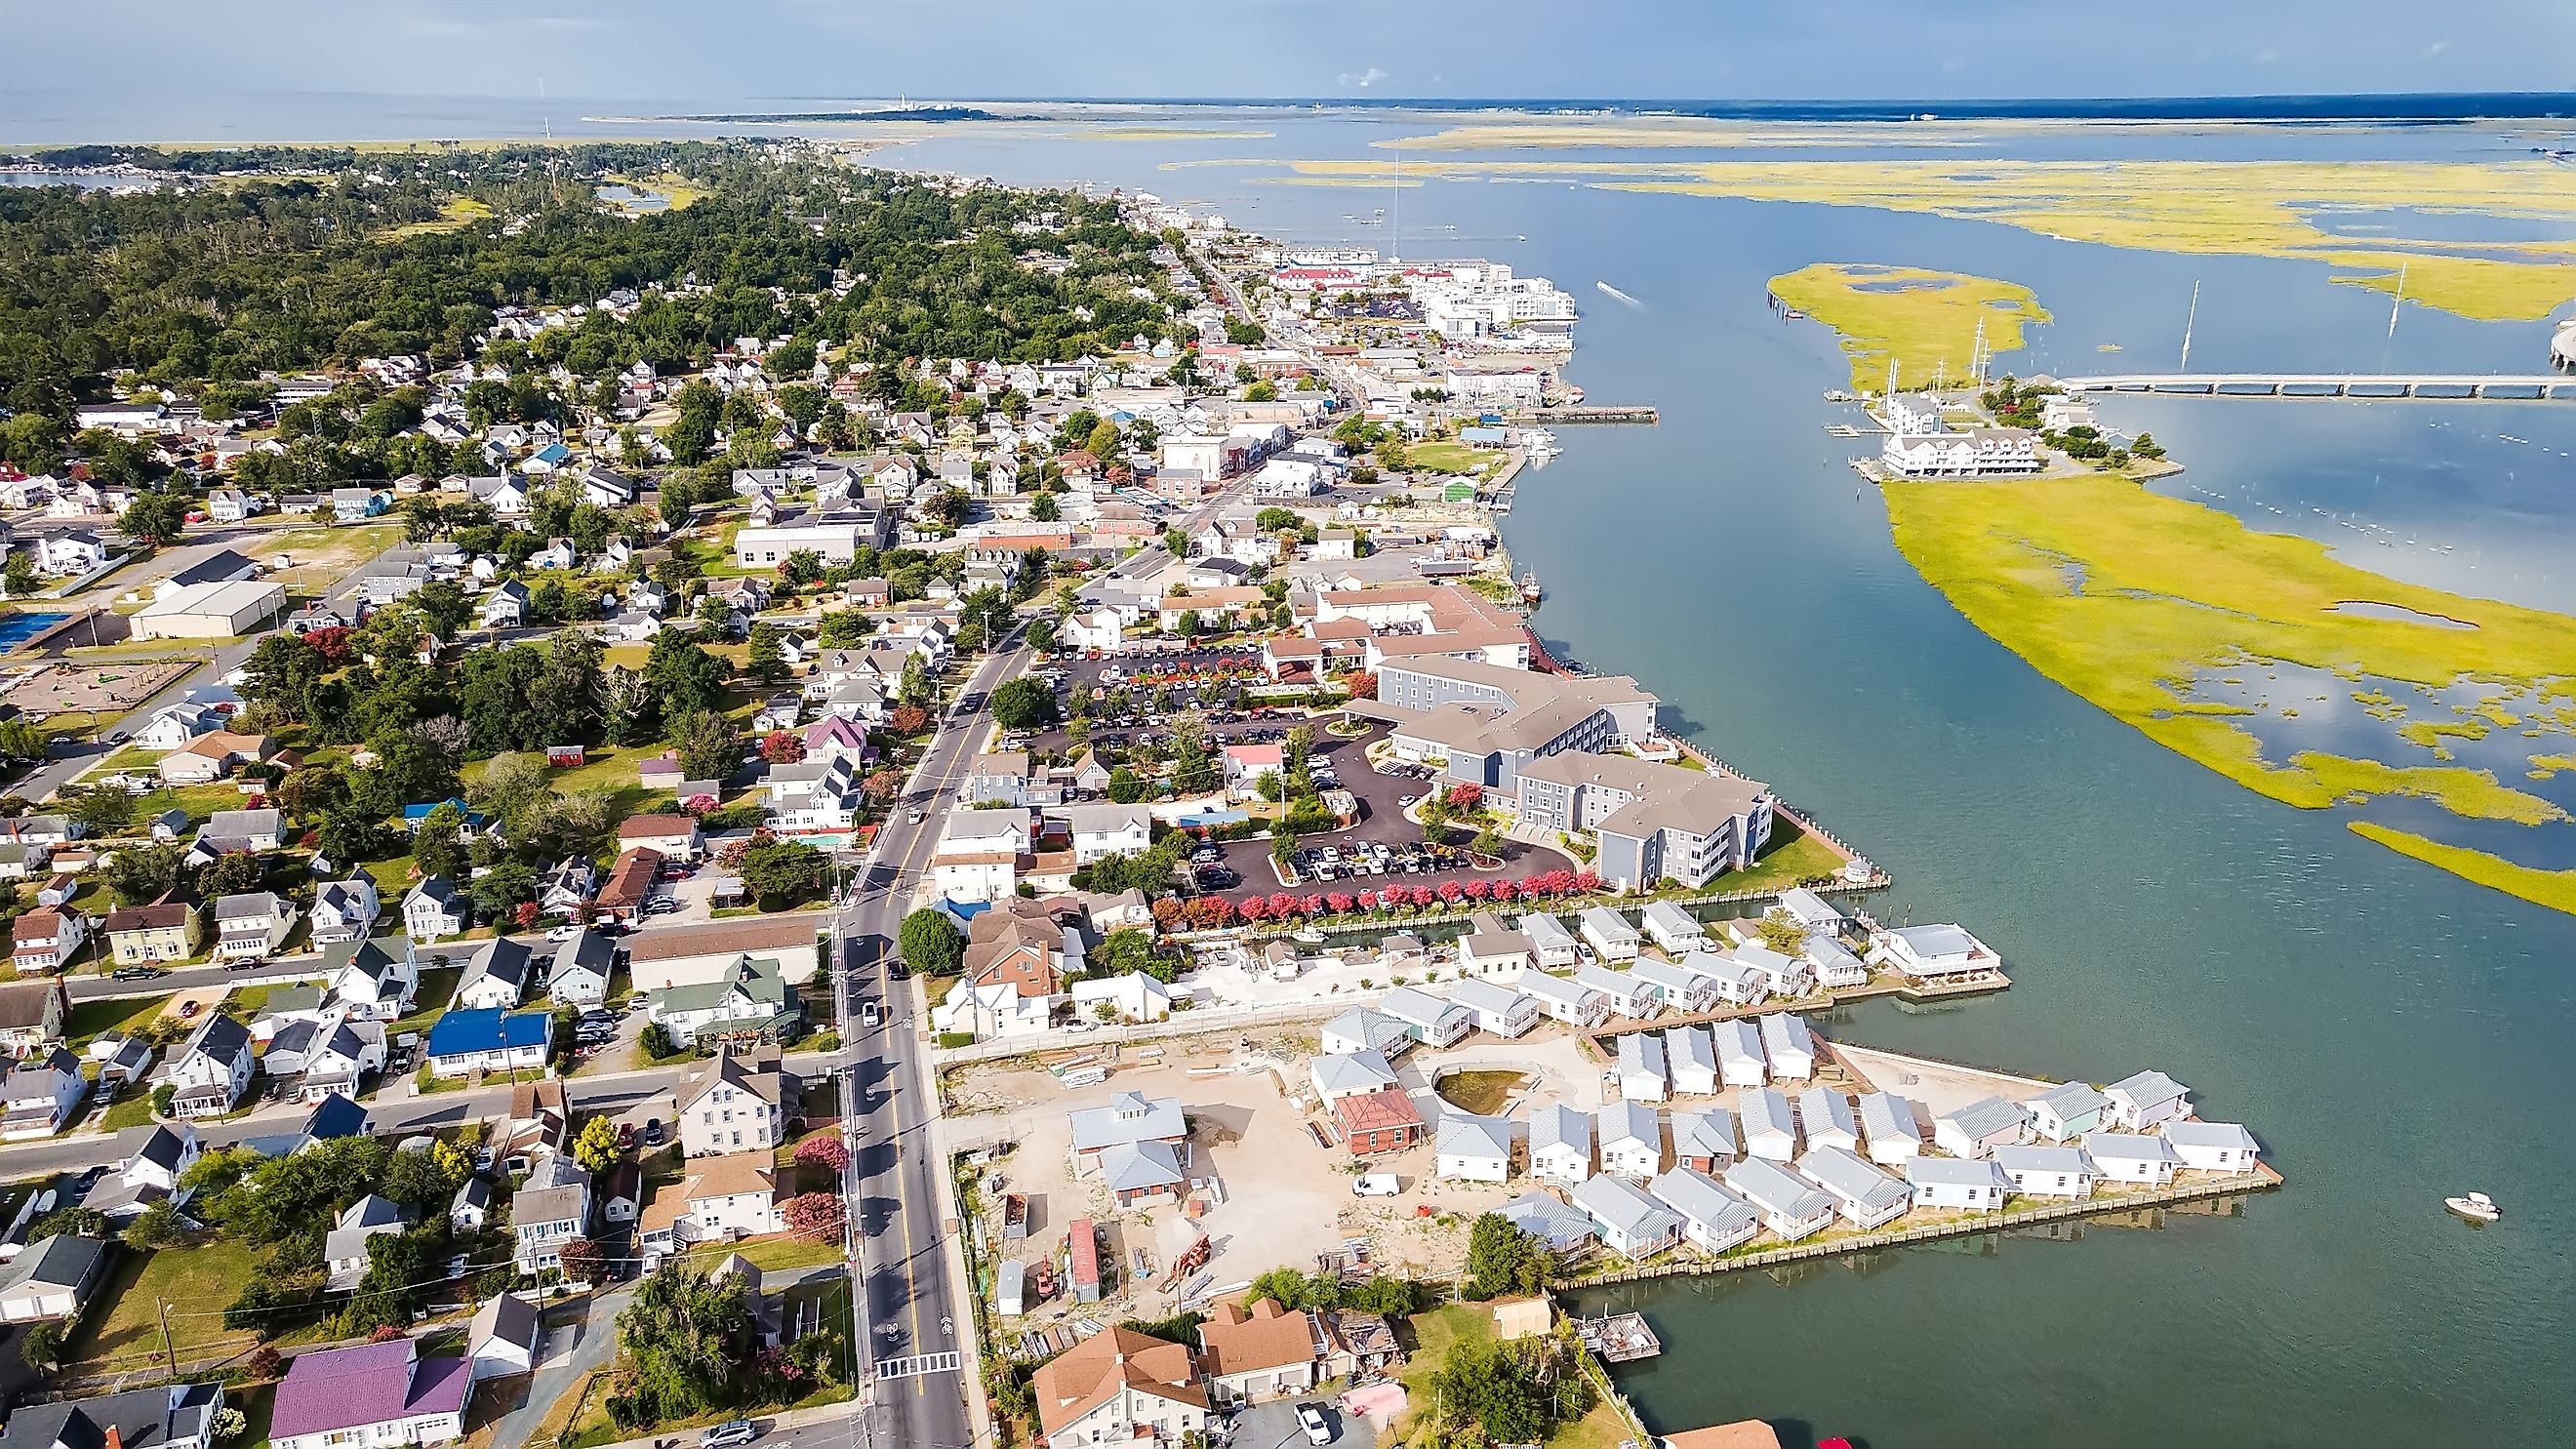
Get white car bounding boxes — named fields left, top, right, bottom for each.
left=907, top=808, right=926, bottom=824
left=1297, top=1405, right=1333, bottom=1446
left=544, top=925, right=581, bottom=942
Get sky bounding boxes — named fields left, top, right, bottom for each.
left=15, top=0, right=2576, bottom=106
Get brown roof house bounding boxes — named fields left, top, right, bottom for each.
left=1197, top=1298, right=1328, bottom=1405
left=155, top=730, right=277, bottom=786
left=1031, top=1325, right=1209, bottom=1449
left=11, top=907, right=88, bottom=974
left=104, top=901, right=204, bottom=966
left=676, top=1048, right=786, bottom=1159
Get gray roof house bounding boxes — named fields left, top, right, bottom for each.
left=1905, top=1155, right=2014, bottom=1213
left=511, top=1152, right=593, bottom=1273
left=1529, top=1102, right=1594, bottom=1184
left=548, top=929, right=618, bottom=1006
left=1649, top=1166, right=1761, bottom=1255
left=1308, top=1050, right=1399, bottom=1104
left=1596, top=1100, right=1663, bottom=1179
left=1670, top=1108, right=1739, bottom=1174
left=1798, top=1144, right=1913, bottom=1229
left=1434, top=1111, right=1515, bottom=1183
left=455, top=937, right=537, bottom=1011
left=1855, top=1092, right=1923, bottom=1166
left=1796, top=1088, right=1861, bottom=1153
left=1566, top=1175, right=1682, bottom=1260
left=1934, top=1096, right=2032, bottom=1160
left=2084, top=1132, right=2183, bottom=1186
left=0, top=1233, right=110, bottom=1322
left=1616, top=1030, right=1668, bottom=1104
left=1665, top=1025, right=1718, bottom=1095
left=2102, top=1069, right=2193, bottom=1131
left=468, top=1291, right=541, bottom=1381
left=2025, top=1080, right=2111, bottom=1143
left=1992, top=1144, right=2100, bottom=1200
left=0, top=1381, right=225, bottom=1449
left=1497, top=1191, right=1596, bottom=1254
left=1318, top=1007, right=1415, bottom=1059
left=1722, top=1157, right=1837, bottom=1242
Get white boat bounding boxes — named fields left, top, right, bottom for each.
left=2444, top=1191, right=2501, bottom=1223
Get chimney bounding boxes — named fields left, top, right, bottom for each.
left=104, top=1428, right=125, bottom=1449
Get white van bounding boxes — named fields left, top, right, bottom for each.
left=1351, top=1173, right=1400, bottom=1197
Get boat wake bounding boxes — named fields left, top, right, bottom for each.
left=1594, top=280, right=1646, bottom=311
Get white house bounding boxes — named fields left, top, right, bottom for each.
left=1739, top=1087, right=1797, bottom=1162
left=307, top=874, right=381, bottom=946
left=1712, top=1020, right=1767, bottom=1088
left=1065, top=805, right=1151, bottom=865
left=1567, top=1175, right=1681, bottom=1260
left=1519, top=912, right=1580, bottom=969
left=1678, top=949, right=1764, bottom=1008
left=1992, top=1145, right=2098, bottom=1200
left=2085, top=1133, right=2182, bottom=1186
left=1517, top=972, right=1608, bottom=1030
left=1447, top=978, right=1539, bottom=1039
left=1733, top=945, right=1814, bottom=1000
left=1528, top=1102, right=1592, bottom=1184
left=1804, top=936, right=1870, bottom=990
left=1665, top=1025, right=1718, bottom=1096
left=1318, top=1007, right=1414, bottom=1059
left=1723, top=1156, right=1836, bottom=1242
left=1866, top=923, right=2003, bottom=982
left=1379, top=986, right=1472, bottom=1049
left=1796, top=1088, right=1861, bottom=1154
left=1455, top=916, right=1534, bottom=981
left=1616, top=1031, right=1668, bottom=1105
left=2103, top=1069, right=2193, bottom=1131
left=1629, top=957, right=1715, bottom=1016
left=2165, top=1120, right=2264, bottom=1175
left=1638, top=902, right=1706, bottom=954
left=1576, top=907, right=1640, bottom=961
left=1907, top=1155, right=2013, bottom=1214
left=264, top=1339, right=470, bottom=1449
left=1791, top=1144, right=1908, bottom=1230
left=1308, top=1050, right=1399, bottom=1105
left=1934, top=1097, right=2030, bottom=1160
left=1649, top=1167, right=1760, bottom=1255
left=403, top=877, right=468, bottom=941
left=1595, top=1100, right=1663, bottom=1178
left=1571, top=963, right=1660, bottom=1020
left=1855, top=1092, right=1923, bottom=1166
left=1434, top=1112, right=1514, bottom=1183
left=1757, top=1012, right=1817, bottom=1081
left=162, top=1014, right=256, bottom=1118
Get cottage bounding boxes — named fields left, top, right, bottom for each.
left=1616, top=1031, right=1669, bottom=1104
left=1799, top=1145, right=1912, bottom=1229
left=1992, top=1144, right=2099, bottom=1200
left=2164, top=1120, right=2264, bottom=1175
left=1933, top=1096, right=2031, bottom=1160
left=1670, top=1108, right=1738, bottom=1175
left=1332, top=1087, right=1427, bottom=1156
left=1518, top=971, right=1608, bottom=1029
left=1712, top=1019, right=1767, bottom=1088
left=264, top=1339, right=470, bottom=1449
left=1649, top=1166, right=1760, bottom=1255
left=2103, top=1069, right=2193, bottom=1132
left=1576, top=906, right=1640, bottom=961
left=1519, top=912, right=1580, bottom=969
left=1906, top=1155, right=2014, bottom=1214
left=2026, top=1080, right=2111, bottom=1143
left=1855, top=1092, right=1923, bottom=1166
left=1065, top=804, right=1151, bottom=864
left=1308, top=1050, right=1399, bottom=1105
left=1756, top=1012, right=1817, bottom=1081
left=1529, top=1103, right=1593, bottom=1184
left=2085, top=1132, right=2183, bottom=1186
left=1596, top=1100, right=1664, bottom=1178
left=1723, top=1157, right=1837, bottom=1242
left=1866, top=923, right=2003, bottom=982
left=1567, top=1175, right=1682, bottom=1260
left=547, top=930, right=617, bottom=1007
left=618, top=814, right=705, bottom=860
left=1378, top=986, right=1472, bottom=1049
left=1434, top=1111, right=1514, bottom=1183
left=1732, top=945, right=1814, bottom=1000
left=1571, top=963, right=1660, bottom=1020
left=1318, top=1006, right=1415, bottom=1059
left=1456, top=914, right=1534, bottom=980
left=1796, top=1088, right=1861, bottom=1154
left=1496, top=1194, right=1597, bottom=1256
left=468, top=1293, right=541, bottom=1382
left=1638, top=901, right=1707, bottom=954
left=1739, top=1087, right=1798, bottom=1162
left=325, top=1194, right=410, bottom=1289
left=1664, top=1025, right=1718, bottom=1095
left=1447, top=977, right=1539, bottom=1039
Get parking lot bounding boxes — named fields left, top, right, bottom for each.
left=1228, top=1391, right=1380, bottom=1449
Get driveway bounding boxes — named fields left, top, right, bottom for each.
left=487, top=1283, right=636, bottom=1449
left=1228, top=1396, right=1378, bottom=1449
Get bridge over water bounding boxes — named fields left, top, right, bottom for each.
left=2056, top=373, right=2575, bottom=400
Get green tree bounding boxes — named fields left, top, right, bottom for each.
left=411, top=578, right=473, bottom=638
left=412, top=802, right=467, bottom=881
left=1028, top=492, right=1060, bottom=522
left=102, top=840, right=186, bottom=906
left=745, top=623, right=787, bottom=685
left=819, top=608, right=875, bottom=647
left=738, top=838, right=828, bottom=908
left=646, top=631, right=731, bottom=717
left=1465, top=1214, right=1555, bottom=1299
left=197, top=850, right=268, bottom=899
left=573, top=1115, right=623, bottom=1174
left=73, top=786, right=138, bottom=834
left=989, top=677, right=1060, bottom=732
left=117, top=490, right=190, bottom=547
left=669, top=707, right=741, bottom=783
left=1107, top=766, right=1147, bottom=804
left=467, top=858, right=537, bottom=920
left=612, top=1267, right=755, bottom=1425
left=2, top=550, right=37, bottom=599
left=899, top=907, right=965, bottom=977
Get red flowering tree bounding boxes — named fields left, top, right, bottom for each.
left=1573, top=871, right=1603, bottom=894
left=1461, top=879, right=1490, bottom=902
left=1410, top=885, right=1437, bottom=908
left=888, top=705, right=930, bottom=736
left=1326, top=892, right=1356, bottom=914
left=557, top=1237, right=606, bottom=1284
left=1355, top=890, right=1380, bottom=910
left=1435, top=881, right=1466, bottom=905
left=1489, top=879, right=1518, bottom=903
left=515, top=902, right=543, bottom=930
left=304, top=624, right=355, bottom=666
left=759, top=731, right=807, bottom=764
left=793, top=1134, right=851, bottom=1175
left=1151, top=897, right=1185, bottom=930
left=1445, top=784, right=1482, bottom=811
left=1302, top=893, right=1326, bottom=916
left=782, top=1192, right=846, bottom=1237
left=1346, top=671, right=1378, bottom=701
left=1268, top=893, right=1298, bottom=918
left=1186, top=896, right=1237, bottom=928
left=1238, top=897, right=1270, bottom=922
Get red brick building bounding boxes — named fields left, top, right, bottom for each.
left=1332, top=1087, right=1427, bottom=1156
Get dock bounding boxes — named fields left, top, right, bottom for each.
left=1575, top=1311, right=1663, bottom=1362
left=1506, top=405, right=1658, bottom=424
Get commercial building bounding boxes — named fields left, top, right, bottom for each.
left=129, top=581, right=289, bottom=640
left=1515, top=752, right=1774, bottom=892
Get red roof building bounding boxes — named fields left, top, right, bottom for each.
left=1332, top=1087, right=1427, bottom=1157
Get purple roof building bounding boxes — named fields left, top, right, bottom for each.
left=267, top=1340, right=472, bottom=1449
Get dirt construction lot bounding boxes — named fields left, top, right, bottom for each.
left=1, top=659, right=194, bottom=720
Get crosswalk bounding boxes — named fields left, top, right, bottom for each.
left=874, top=1351, right=962, bottom=1380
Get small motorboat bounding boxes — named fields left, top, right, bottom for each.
left=2445, top=1191, right=2502, bottom=1223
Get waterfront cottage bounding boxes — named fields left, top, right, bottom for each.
left=1732, top=944, right=1815, bottom=1000
left=1867, top=923, right=2003, bottom=982
left=1630, top=956, right=1716, bottom=1016
left=1724, top=1156, right=1837, bottom=1242
left=1519, top=912, right=1581, bottom=969
left=1713, top=1019, right=1768, bottom=1087
left=1907, top=1155, right=2013, bottom=1213
left=1796, top=1088, right=1861, bottom=1153
left=1572, top=963, right=1661, bottom=1020
left=1804, top=936, right=1870, bottom=989
left=1435, top=1112, right=1515, bottom=1183
left=1934, top=1096, right=2030, bottom=1160
left=1379, top=986, right=1472, bottom=1049
left=1456, top=915, right=1535, bottom=980
left=1639, top=901, right=1707, bottom=954
left=2165, top=1120, right=2264, bottom=1174
left=2085, top=1132, right=2183, bottom=1186
left=1757, top=1012, right=1818, bottom=1080
left=1740, top=1087, right=1798, bottom=1162
left=1568, top=1175, right=1682, bottom=1260
left=1448, top=978, right=1540, bottom=1039
left=1992, top=1144, right=2099, bottom=1200
left=1665, top=1025, right=1718, bottom=1095
left=1799, top=1144, right=1913, bottom=1229
left=1519, top=971, right=1610, bottom=1029
left=1596, top=1100, right=1664, bottom=1179
left=1529, top=1103, right=1593, bottom=1184
left=1497, top=1193, right=1598, bottom=1255
left=1678, top=949, right=1766, bottom=1008
left=1670, top=1108, right=1738, bottom=1174
left=2103, top=1069, right=2194, bottom=1131
left=1576, top=907, right=1640, bottom=961
left=1856, top=1092, right=1924, bottom=1166
left=1616, top=1031, right=1669, bottom=1104
left=2026, top=1081, right=2111, bottom=1143
left=1650, top=1166, right=1760, bottom=1255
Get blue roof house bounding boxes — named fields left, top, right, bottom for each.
left=424, top=1009, right=554, bottom=1079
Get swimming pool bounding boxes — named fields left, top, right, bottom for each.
left=0, top=612, right=69, bottom=650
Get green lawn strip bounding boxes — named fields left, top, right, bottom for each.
left=682, top=1231, right=844, bottom=1274
left=389, top=967, right=464, bottom=1037
left=63, top=1238, right=262, bottom=1375
left=1711, top=825, right=1848, bottom=896
left=101, top=1092, right=159, bottom=1130
left=66, top=993, right=175, bottom=1048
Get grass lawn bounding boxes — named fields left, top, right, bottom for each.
left=101, top=1090, right=159, bottom=1130
left=1432, top=1070, right=1524, bottom=1115
left=65, top=1237, right=262, bottom=1375
left=66, top=993, right=175, bottom=1048
left=1406, top=440, right=1504, bottom=475
left=379, top=196, right=494, bottom=239
left=262, top=522, right=406, bottom=594
left=683, top=1231, right=844, bottom=1274
left=389, top=967, right=463, bottom=1037
left=140, top=783, right=263, bottom=829
left=1706, top=823, right=1849, bottom=898
left=1394, top=1305, right=1634, bottom=1449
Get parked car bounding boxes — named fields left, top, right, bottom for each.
left=111, top=966, right=164, bottom=982
left=1297, top=1405, right=1334, bottom=1445
left=701, top=1422, right=758, bottom=1449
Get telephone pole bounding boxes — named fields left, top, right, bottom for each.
left=156, top=1298, right=178, bottom=1381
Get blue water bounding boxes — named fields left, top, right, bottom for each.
left=0, top=612, right=68, bottom=648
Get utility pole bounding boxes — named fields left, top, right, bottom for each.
left=156, top=1298, right=177, bottom=1381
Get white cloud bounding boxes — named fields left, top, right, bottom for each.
left=1339, top=65, right=1389, bottom=88
left=2426, top=37, right=2452, bottom=55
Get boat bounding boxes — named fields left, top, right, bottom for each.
left=2445, top=1191, right=2502, bottom=1223
left=1519, top=573, right=1543, bottom=602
